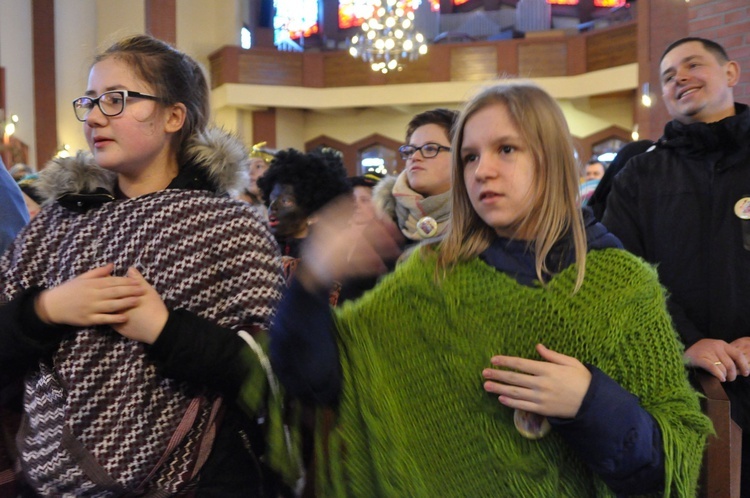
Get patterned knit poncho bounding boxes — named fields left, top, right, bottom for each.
left=0, top=134, right=285, bottom=495
left=322, top=248, right=710, bottom=497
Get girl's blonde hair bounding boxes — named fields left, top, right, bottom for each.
left=436, top=82, right=587, bottom=291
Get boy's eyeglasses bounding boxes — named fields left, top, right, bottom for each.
left=398, top=143, right=451, bottom=161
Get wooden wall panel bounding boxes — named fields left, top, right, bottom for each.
left=32, top=0, right=57, bottom=167
left=322, top=52, right=380, bottom=87
left=211, top=21, right=637, bottom=89
left=518, top=42, right=568, bottom=77
left=0, top=67, right=5, bottom=116
left=382, top=55, right=435, bottom=85
left=586, top=23, right=637, bottom=72
left=238, top=51, right=304, bottom=86
left=496, top=40, right=521, bottom=78
left=209, top=47, right=239, bottom=88
left=252, top=109, right=276, bottom=148
left=145, top=0, right=176, bottom=45
left=450, top=45, right=498, bottom=81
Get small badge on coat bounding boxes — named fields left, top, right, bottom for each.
left=416, top=216, right=438, bottom=238
left=735, top=197, right=750, bottom=251
left=734, top=197, right=750, bottom=219
left=514, top=409, right=551, bottom=440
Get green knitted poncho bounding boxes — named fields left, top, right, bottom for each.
left=321, top=248, right=710, bottom=497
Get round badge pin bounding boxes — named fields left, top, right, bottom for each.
left=416, top=216, right=438, bottom=238
left=734, top=197, right=750, bottom=220
left=514, top=409, right=551, bottom=440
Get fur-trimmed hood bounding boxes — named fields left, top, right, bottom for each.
left=372, top=174, right=398, bottom=222
left=35, top=127, right=249, bottom=204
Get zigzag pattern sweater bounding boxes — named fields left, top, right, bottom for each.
left=0, top=189, right=282, bottom=496
left=322, top=249, right=710, bottom=497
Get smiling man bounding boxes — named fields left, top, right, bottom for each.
left=602, top=37, right=750, bottom=494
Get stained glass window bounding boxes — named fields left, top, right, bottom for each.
left=338, top=0, right=424, bottom=30
left=274, top=0, right=320, bottom=44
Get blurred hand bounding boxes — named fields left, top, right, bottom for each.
left=482, top=344, right=592, bottom=419
left=685, top=338, right=750, bottom=382
left=111, top=267, right=169, bottom=345
left=297, top=195, right=403, bottom=292
left=36, top=263, right=144, bottom=327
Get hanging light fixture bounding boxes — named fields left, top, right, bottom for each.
left=348, top=0, right=429, bottom=74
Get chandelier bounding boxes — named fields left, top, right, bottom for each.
left=348, top=0, right=429, bottom=74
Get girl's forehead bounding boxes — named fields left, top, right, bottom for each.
left=88, top=57, right=150, bottom=91
left=410, top=123, right=449, bottom=142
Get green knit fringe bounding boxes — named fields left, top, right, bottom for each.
left=236, top=331, right=304, bottom=492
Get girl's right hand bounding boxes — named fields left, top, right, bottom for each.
left=35, top=263, right=145, bottom=326
left=297, top=195, right=403, bottom=292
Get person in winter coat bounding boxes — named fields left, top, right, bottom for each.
left=257, top=147, right=351, bottom=289
left=238, top=141, right=275, bottom=222
left=373, top=108, right=458, bottom=248
left=0, top=35, right=297, bottom=497
left=0, top=158, right=28, bottom=254
left=270, top=82, right=710, bottom=497
left=603, top=36, right=750, bottom=496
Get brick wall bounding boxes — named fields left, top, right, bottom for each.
left=688, top=0, right=750, bottom=104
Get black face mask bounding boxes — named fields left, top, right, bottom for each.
left=268, top=184, right=308, bottom=239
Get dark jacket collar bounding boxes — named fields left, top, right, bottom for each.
left=660, top=103, right=750, bottom=156
left=479, top=208, right=622, bottom=286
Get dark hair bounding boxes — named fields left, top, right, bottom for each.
left=660, top=37, right=730, bottom=65
left=405, top=108, right=459, bottom=143
left=258, top=148, right=351, bottom=216
left=348, top=172, right=384, bottom=189
left=94, top=35, right=210, bottom=164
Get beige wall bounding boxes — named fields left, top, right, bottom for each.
left=0, top=0, right=36, bottom=168
left=55, top=0, right=98, bottom=158
left=53, top=0, right=145, bottom=158
left=562, top=96, right=633, bottom=138
left=96, top=0, right=144, bottom=48
left=177, top=0, right=240, bottom=71
left=295, top=95, right=632, bottom=153
left=302, top=105, right=454, bottom=145
left=275, top=108, right=306, bottom=151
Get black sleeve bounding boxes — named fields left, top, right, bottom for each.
left=666, top=299, right=706, bottom=348
left=145, top=308, right=252, bottom=399
left=269, top=277, right=342, bottom=407
left=0, top=287, right=71, bottom=376
left=601, top=167, right=647, bottom=259
left=549, top=366, right=664, bottom=495
left=603, top=168, right=706, bottom=347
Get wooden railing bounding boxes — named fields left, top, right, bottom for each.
left=209, top=21, right=636, bottom=89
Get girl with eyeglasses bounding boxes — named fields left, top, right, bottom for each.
left=270, top=82, right=710, bottom=497
left=0, top=35, right=298, bottom=496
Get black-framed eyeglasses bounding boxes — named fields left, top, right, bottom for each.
left=72, top=90, right=162, bottom=122
left=398, top=143, right=451, bottom=161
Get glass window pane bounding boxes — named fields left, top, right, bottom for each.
left=359, top=144, right=397, bottom=177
